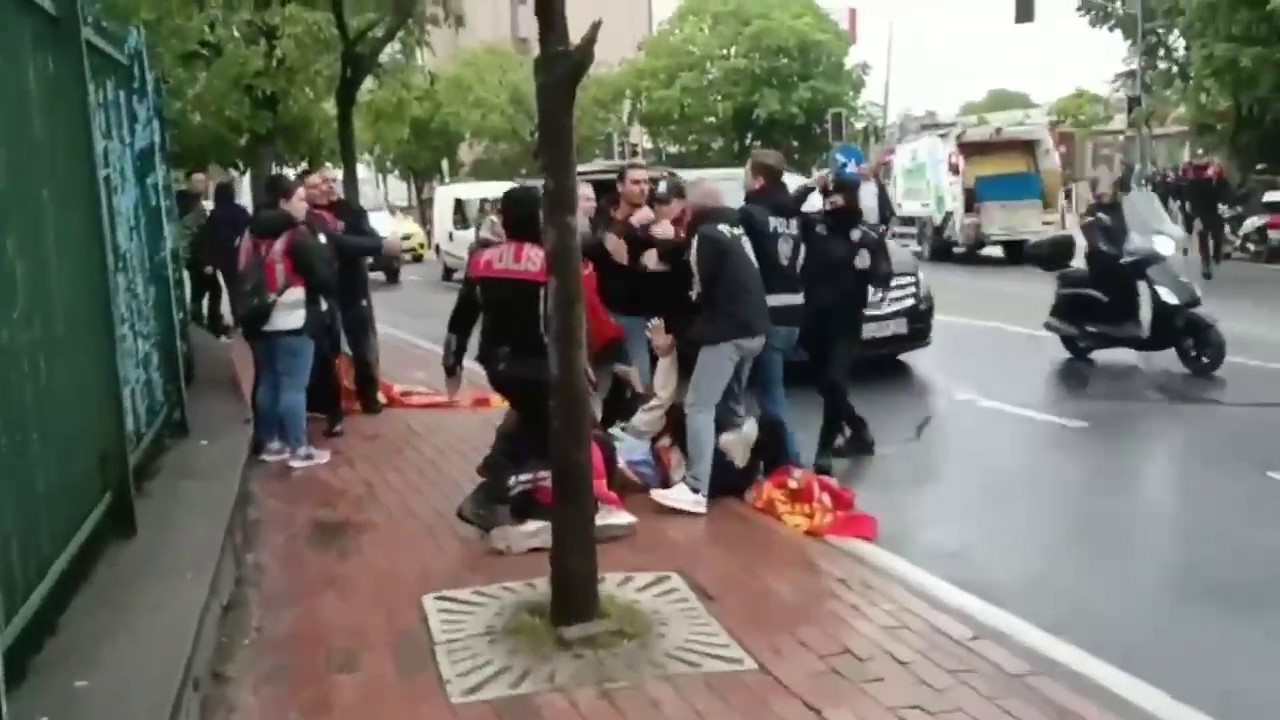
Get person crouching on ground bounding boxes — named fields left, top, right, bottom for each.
left=444, top=185, right=636, bottom=552
left=648, top=183, right=771, bottom=515
left=241, top=174, right=337, bottom=469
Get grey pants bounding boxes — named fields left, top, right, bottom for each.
left=683, top=335, right=765, bottom=495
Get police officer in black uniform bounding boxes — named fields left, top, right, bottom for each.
left=802, top=175, right=892, bottom=474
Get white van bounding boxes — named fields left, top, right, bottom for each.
left=432, top=180, right=516, bottom=281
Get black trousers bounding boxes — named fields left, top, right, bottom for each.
left=473, top=369, right=551, bottom=523
left=307, top=306, right=344, bottom=425
left=803, top=311, right=868, bottom=456
left=188, top=265, right=225, bottom=332
left=1196, top=215, right=1226, bottom=265
left=339, top=298, right=380, bottom=405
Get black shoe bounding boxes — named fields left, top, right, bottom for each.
left=456, top=488, right=501, bottom=532
left=813, top=453, right=834, bottom=477
left=1202, top=266, right=1213, bottom=280
left=832, top=432, right=875, bottom=458
left=360, top=397, right=384, bottom=414
left=324, top=421, right=345, bottom=438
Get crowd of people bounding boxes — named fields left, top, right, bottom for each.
left=177, top=168, right=401, bottom=470
left=442, top=151, right=896, bottom=551
left=1147, top=151, right=1234, bottom=280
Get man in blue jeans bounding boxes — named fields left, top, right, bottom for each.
left=650, top=190, right=772, bottom=515
left=738, top=149, right=808, bottom=466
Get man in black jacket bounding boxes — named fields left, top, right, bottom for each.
left=1183, top=152, right=1231, bottom=279
left=649, top=186, right=771, bottom=515
left=738, top=149, right=805, bottom=467
left=301, top=168, right=398, bottom=413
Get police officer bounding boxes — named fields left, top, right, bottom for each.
left=802, top=175, right=892, bottom=474
left=738, top=148, right=806, bottom=467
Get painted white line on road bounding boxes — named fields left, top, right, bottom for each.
left=379, top=323, right=487, bottom=378
left=1266, top=471, right=1280, bottom=482
left=937, top=313, right=1280, bottom=371
left=404, top=274, right=424, bottom=281
left=952, top=392, right=1089, bottom=428
left=828, top=538, right=1215, bottom=720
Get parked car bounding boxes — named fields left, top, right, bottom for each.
left=369, top=206, right=428, bottom=262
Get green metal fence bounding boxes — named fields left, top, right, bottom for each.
left=0, top=0, right=185, bottom=702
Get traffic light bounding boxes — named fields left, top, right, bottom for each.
left=1015, top=0, right=1034, bottom=23
left=828, top=110, right=846, bottom=144
left=1126, top=94, right=1142, bottom=125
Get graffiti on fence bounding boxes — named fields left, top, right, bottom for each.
left=86, top=25, right=176, bottom=453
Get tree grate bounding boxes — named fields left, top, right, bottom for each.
left=420, top=571, right=757, bottom=703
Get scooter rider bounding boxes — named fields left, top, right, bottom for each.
left=802, top=175, right=892, bottom=474
left=1048, top=170, right=1141, bottom=337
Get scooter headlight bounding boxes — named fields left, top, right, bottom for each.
left=1151, top=234, right=1177, bottom=257
left=1153, top=284, right=1180, bottom=305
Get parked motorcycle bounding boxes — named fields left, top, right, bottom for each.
left=1027, top=189, right=1227, bottom=377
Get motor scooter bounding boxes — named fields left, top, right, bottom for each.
left=1029, top=189, right=1227, bottom=377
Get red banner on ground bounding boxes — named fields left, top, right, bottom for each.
left=336, top=354, right=507, bottom=411
left=746, top=467, right=879, bottom=540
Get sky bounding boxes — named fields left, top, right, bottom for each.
left=648, top=0, right=1131, bottom=118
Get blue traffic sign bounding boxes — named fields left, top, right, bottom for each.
left=829, top=143, right=865, bottom=178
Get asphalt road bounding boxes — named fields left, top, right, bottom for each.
left=370, top=254, right=1280, bottom=720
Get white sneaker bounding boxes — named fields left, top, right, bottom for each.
left=717, top=417, right=759, bottom=469
left=649, top=483, right=707, bottom=515
left=258, top=442, right=290, bottom=463
left=287, top=446, right=332, bottom=469
left=594, top=506, right=638, bottom=542
left=488, top=520, right=552, bottom=554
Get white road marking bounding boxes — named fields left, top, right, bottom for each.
left=952, top=392, right=1089, bottom=428
left=379, top=323, right=487, bottom=377
left=828, top=538, right=1215, bottom=720
left=936, top=314, right=1280, bottom=371
left=1266, top=471, right=1280, bottom=482
left=404, top=274, right=424, bottom=281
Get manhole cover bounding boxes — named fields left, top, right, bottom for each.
left=421, top=571, right=756, bottom=704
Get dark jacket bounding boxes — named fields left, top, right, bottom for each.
left=803, top=216, right=892, bottom=328
left=445, top=240, right=549, bottom=379
left=243, top=209, right=335, bottom=339
left=192, top=182, right=250, bottom=270
left=306, top=201, right=383, bottom=307
left=1183, top=163, right=1230, bottom=220
left=585, top=202, right=678, bottom=318
left=740, top=185, right=809, bottom=327
left=684, top=206, right=771, bottom=346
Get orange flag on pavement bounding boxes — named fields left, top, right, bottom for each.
left=746, top=466, right=879, bottom=540
left=336, top=354, right=508, bottom=412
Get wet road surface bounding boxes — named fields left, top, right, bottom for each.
left=372, top=256, right=1280, bottom=719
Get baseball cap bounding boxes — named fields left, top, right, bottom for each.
left=653, top=177, right=686, bottom=204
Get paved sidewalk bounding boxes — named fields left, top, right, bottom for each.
left=214, top=336, right=1131, bottom=720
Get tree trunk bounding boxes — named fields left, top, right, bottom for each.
left=532, top=0, right=603, bottom=630
left=410, top=170, right=431, bottom=232
left=336, top=62, right=361, bottom=201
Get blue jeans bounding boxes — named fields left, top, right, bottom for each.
left=750, top=325, right=801, bottom=465
left=612, top=313, right=652, bottom=390
left=685, top=336, right=765, bottom=495
left=252, top=334, right=315, bottom=451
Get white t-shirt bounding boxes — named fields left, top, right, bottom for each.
left=859, top=180, right=880, bottom=225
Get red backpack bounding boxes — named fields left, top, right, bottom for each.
left=234, top=231, right=302, bottom=332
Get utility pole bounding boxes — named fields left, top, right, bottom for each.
left=881, top=19, right=893, bottom=144
left=1133, top=0, right=1147, bottom=173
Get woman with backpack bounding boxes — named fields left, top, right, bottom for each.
left=238, top=174, right=337, bottom=469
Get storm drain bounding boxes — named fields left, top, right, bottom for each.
left=421, top=571, right=757, bottom=703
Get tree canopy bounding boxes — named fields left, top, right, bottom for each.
left=1077, top=0, right=1280, bottom=166
left=1049, top=88, right=1112, bottom=130
left=631, top=0, right=865, bottom=167
left=958, top=88, right=1038, bottom=116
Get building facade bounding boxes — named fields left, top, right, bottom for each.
left=432, top=0, right=652, bottom=67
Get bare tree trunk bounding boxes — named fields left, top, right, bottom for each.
left=336, top=65, right=361, bottom=201
left=532, top=0, right=603, bottom=629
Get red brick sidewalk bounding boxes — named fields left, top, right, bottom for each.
left=215, top=337, right=1125, bottom=720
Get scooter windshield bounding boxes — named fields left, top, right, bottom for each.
left=1123, top=188, right=1187, bottom=254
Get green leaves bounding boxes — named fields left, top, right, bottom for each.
left=434, top=44, right=538, bottom=177
left=358, top=61, right=460, bottom=179
left=630, top=0, right=864, bottom=167
left=958, top=89, right=1038, bottom=116
left=1049, top=88, right=1112, bottom=130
